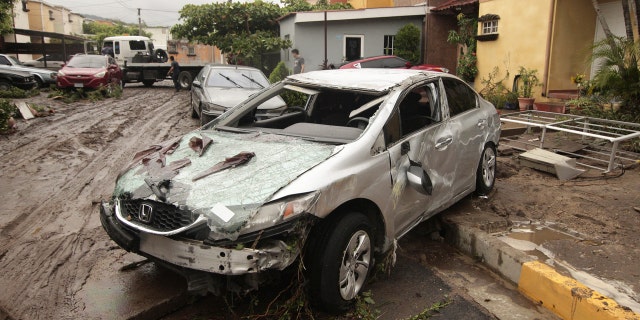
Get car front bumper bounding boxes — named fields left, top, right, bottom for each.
left=99, top=201, right=300, bottom=275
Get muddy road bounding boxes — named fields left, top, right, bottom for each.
left=0, top=82, right=198, bottom=319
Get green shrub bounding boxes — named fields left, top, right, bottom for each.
left=0, top=99, right=18, bottom=133
left=395, top=23, right=421, bottom=65
left=0, top=87, right=39, bottom=99
left=268, top=61, right=290, bottom=83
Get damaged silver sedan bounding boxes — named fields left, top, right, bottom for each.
left=100, top=69, right=500, bottom=312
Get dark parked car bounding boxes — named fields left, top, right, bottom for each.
left=190, top=64, right=286, bottom=125
left=57, top=54, right=123, bottom=91
left=0, top=68, right=37, bottom=91
left=340, top=55, right=449, bottom=73
left=101, top=69, right=500, bottom=313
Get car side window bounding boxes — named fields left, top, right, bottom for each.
left=383, top=109, right=402, bottom=145
left=362, top=59, right=384, bottom=68
left=442, top=78, right=478, bottom=117
left=397, top=83, right=440, bottom=136
left=0, top=56, right=10, bottom=66
left=384, top=57, right=406, bottom=68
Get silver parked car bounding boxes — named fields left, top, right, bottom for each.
left=190, top=64, right=286, bottom=125
left=0, top=54, right=57, bottom=88
left=100, top=69, right=500, bottom=312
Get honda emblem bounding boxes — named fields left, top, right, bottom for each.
left=139, top=204, right=153, bottom=223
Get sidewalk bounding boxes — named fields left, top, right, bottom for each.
left=440, top=210, right=640, bottom=320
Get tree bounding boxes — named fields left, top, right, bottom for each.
left=394, top=24, right=421, bottom=65
left=0, top=0, right=14, bottom=35
left=447, top=13, right=478, bottom=82
left=172, top=1, right=289, bottom=66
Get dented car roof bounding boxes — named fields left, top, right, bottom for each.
left=286, top=68, right=437, bottom=92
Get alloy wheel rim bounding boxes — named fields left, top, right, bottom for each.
left=338, top=230, right=371, bottom=300
left=482, top=148, right=496, bottom=187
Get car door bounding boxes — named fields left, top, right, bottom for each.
left=191, top=67, right=209, bottom=115
left=440, top=77, right=486, bottom=196
left=384, top=80, right=461, bottom=238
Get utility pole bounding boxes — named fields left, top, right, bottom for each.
left=138, top=8, right=142, bottom=35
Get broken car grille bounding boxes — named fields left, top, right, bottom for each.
left=118, top=200, right=194, bottom=232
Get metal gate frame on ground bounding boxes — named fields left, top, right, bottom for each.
left=499, top=111, right=640, bottom=173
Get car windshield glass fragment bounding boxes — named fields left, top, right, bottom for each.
left=207, top=70, right=269, bottom=89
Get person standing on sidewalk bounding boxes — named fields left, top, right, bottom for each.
left=168, top=56, right=181, bottom=92
left=292, top=49, right=305, bottom=74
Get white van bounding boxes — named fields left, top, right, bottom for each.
left=102, top=36, right=167, bottom=65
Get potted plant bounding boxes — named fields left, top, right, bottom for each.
left=517, top=66, right=541, bottom=111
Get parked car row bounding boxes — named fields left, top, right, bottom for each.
left=101, top=67, right=500, bottom=312
left=0, top=53, right=124, bottom=92
left=0, top=53, right=58, bottom=88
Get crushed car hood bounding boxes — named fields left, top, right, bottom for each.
left=114, top=130, right=336, bottom=232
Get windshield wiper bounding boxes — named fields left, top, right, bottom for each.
left=241, top=74, right=264, bottom=88
left=218, top=73, right=242, bottom=88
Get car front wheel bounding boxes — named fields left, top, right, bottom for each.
left=475, top=144, right=496, bottom=195
left=308, top=212, right=373, bottom=312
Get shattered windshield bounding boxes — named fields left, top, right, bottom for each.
left=211, top=83, right=387, bottom=144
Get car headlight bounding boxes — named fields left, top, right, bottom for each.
left=57, top=70, right=65, bottom=76
left=94, top=70, right=106, bottom=78
left=203, top=102, right=227, bottom=113
left=239, top=192, right=320, bottom=234
left=50, top=72, right=57, bottom=79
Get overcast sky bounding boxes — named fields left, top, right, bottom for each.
left=43, top=0, right=225, bottom=27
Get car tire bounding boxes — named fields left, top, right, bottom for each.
left=475, top=144, right=496, bottom=195
left=34, top=77, right=44, bottom=89
left=178, top=71, right=193, bottom=90
left=307, top=212, right=374, bottom=313
left=191, top=104, right=199, bottom=119
left=142, top=80, right=154, bottom=87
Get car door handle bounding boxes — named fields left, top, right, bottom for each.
left=435, top=136, right=453, bottom=149
left=477, top=119, right=487, bottom=128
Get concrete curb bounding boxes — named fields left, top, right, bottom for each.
left=442, top=216, right=640, bottom=320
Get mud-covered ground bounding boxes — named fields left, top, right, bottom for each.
left=0, top=81, right=638, bottom=319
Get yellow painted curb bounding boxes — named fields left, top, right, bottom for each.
left=518, top=261, right=640, bottom=320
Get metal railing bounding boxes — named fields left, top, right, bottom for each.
left=500, top=111, right=640, bottom=173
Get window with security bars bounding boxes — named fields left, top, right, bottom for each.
left=383, top=35, right=395, bottom=55
left=482, top=20, right=498, bottom=34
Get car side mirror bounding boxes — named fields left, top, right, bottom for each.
left=407, top=161, right=433, bottom=195
left=192, top=80, right=201, bottom=88
left=405, top=62, right=412, bottom=69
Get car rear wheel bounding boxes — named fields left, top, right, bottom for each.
left=34, top=77, right=44, bottom=89
left=307, top=212, right=373, bottom=312
left=178, top=71, right=193, bottom=89
left=475, top=144, right=496, bottom=195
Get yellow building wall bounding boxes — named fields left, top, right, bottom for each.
left=475, top=0, right=553, bottom=100
left=548, top=0, right=597, bottom=92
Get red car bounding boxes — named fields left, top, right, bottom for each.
left=339, top=55, right=449, bottom=73
left=57, top=54, right=123, bottom=90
